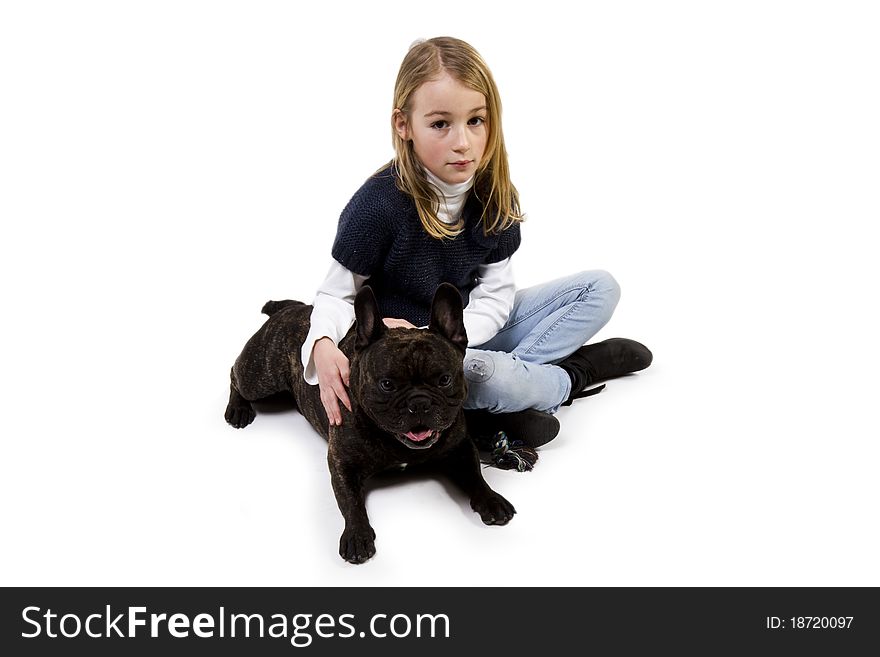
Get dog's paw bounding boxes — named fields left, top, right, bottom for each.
left=225, top=403, right=255, bottom=429
left=471, top=490, right=516, bottom=525
left=339, top=525, right=377, bottom=564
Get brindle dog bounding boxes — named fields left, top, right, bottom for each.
left=225, top=283, right=515, bottom=563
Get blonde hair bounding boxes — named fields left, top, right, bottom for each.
left=385, top=36, right=523, bottom=240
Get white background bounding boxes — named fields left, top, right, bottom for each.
left=2, top=1, right=878, bottom=586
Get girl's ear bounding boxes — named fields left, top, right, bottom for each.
left=392, top=109, right=409, bottom=141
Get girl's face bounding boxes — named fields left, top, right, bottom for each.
left=395, top=73, right=488, bottom=185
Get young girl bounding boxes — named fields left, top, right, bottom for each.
left=302, top=36, right=651, bottom=457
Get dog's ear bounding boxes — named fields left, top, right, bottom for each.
left=354, top=285, right=386, bottom=350
left=429, top=283, right=468, bottom=352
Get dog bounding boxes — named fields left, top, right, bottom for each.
left=225, top=283, right=515, bottom=563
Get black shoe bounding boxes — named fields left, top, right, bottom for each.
left=465, top=408, right=560, bottom=449
left=557, top=338, right=652, bottom=404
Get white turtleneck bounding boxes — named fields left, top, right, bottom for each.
left=301, top=171, right=517, bottom=385
left=424, top=168, right=473, bottom=225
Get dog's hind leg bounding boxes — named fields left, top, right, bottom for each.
left=225, top=369, right=256, bottom=429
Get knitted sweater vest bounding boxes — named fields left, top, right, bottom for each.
left=331, top=165, right=521, bottom=327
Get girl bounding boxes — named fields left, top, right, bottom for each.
left=302, top=37, right=651, bottom=459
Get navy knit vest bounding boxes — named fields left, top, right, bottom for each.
left=331, top=165, right=521, bottom=327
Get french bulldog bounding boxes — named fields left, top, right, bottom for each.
left=225, top=283, right=515, bottom=563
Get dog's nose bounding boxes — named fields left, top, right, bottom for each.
left=407, top=394, right=432, bottom=415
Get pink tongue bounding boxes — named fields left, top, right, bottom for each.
left=405, top=429, right=433, bottom=442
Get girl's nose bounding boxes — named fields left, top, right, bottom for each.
left=452, top=125, right=470, bottom=152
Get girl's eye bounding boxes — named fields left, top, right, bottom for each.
left=469, top=116, right=486, bottom=126
left=431, top=120, right=449, bottom=130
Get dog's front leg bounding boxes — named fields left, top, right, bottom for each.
left=442, top=441, right=516, bottom=526
left=327, top=435, right=376, bottom=564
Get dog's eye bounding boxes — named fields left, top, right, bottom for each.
left=379, top=379, right=396, bottom=392
left=438, top=374, right=452, bottom=388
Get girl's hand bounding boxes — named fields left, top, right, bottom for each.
left=382, top=318, right=417, bottom=329
left=312, top=337, right=352, bottom=427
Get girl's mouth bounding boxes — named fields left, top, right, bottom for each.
left=450, top=160, right=472, bottom=168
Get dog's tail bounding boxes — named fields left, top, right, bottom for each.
left=261, top=300, right=305, bottom=317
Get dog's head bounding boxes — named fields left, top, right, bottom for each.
left=350, top=283, right=468, bottom=450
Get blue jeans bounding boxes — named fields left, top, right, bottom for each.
left=463, top=270, right=621, bottom=414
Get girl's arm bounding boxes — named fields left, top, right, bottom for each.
left=301, top=261, right=368, bottom=385
left=462, top=257, right=515, bottom=347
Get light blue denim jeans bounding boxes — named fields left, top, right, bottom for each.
left=463, top=270, right=621, bottom=414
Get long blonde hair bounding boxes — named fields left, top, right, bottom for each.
left=385, top=37, right=524, bottom=240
